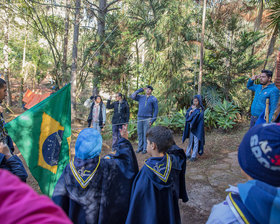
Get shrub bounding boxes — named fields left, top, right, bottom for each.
left=205, top=99, right=240, bottom=130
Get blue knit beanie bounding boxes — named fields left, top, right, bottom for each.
left=238, top=123, right=280, bottom=187
left=75, top=128, right=102, bottom=160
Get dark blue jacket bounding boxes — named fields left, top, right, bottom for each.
left=52, top=138, right=139, bottom=224
left=106, top=100, right=130, bottom=125
left=0, top=153, right=28, bottom=182
left=130, top=88, right=158, bottom=124
left=182, top=95, right=205, bottom=155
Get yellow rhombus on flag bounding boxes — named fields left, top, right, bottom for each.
left=5, top=84, right=71, bottom=197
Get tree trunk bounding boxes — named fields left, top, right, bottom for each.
left=251, top=0, right=264, bottom=56
left=71, top=0, right=81, bottom=122
left=3, top=9, right=12, bottom=106
left=62, top=0, right=70, bottom=84
left=198, top=0, right=206, bottom=95
left=20, top=27, right=27, bottom=105
left=92, top=0, right=107, bottom=96
left=136, top=40, right=140, bottom=89
left=263, top=27, right=278, bottom=69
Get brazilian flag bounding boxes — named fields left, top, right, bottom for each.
left=5, top=84, right=71, bottom=197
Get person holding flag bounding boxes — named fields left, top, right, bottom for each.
left=0, top=78, right=27, bottom=182
left=5, top=84, right=71, bottom=196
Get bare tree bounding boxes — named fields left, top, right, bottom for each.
left=62, top=0, right=70, bottom=82
left=71, top=0, right=81, bottom=121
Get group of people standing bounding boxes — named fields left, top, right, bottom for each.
left=1, top=69, right=280, bottom=223
left=86, top=85, right=204, bottom=161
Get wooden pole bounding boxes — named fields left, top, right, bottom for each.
left=265, top=98, right=269, bottom=123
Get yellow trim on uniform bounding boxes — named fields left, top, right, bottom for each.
left=70, top=156, right=100, bottom=189
left=229, top=192, right=250, bottom=224
left=145, top=153, right=172, bottom=183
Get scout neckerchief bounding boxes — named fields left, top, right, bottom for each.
left=70, top=156, right=101, bottom=189
left=145, top=153, right=172, bottom=183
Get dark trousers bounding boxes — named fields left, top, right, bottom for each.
left=112, top=124, right=122, bottom=151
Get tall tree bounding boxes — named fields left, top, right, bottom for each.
left=2, top=4, right=12, bottom=106
left=251, top=0, right=264, bottom=57
left=22, top=0, right=66, bottom=88
left=86, top=0, right=120, bottom=96
left=71, top=0, right=81, bottom=121
left=263, top=0, right=280, bottom=69
left=198, top=0, right=207, bottom=95
left=62, top=0, right=70, bottom=83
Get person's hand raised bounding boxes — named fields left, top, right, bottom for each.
left=0, top=143, right=12, bottom=159
left=252, top=74, right=260, bottom=81
left=120, top=124, right=128, bottom=140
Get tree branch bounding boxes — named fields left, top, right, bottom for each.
left=105, top=0, right=119, bottom=10
left=107, top=7, right=120, bottom=12
left=85, top=0, right=99, bottom=10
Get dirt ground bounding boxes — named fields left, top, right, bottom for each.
left=14, top=116, right=249, bottom=224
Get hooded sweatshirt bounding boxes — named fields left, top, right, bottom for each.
left=207, top=180, right=280, bottom=224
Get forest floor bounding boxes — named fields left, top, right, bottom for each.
left=10, top=108, right=248, bottom=224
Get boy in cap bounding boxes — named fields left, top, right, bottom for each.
left=207, top=123, right=280, bottom=224
left=52, top=125, right=138, bottom=224
left=130, top=85, right=158, bottom=154
left=125, top=126, right=188, bottom=224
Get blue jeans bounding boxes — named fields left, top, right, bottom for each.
left=92, top=122, right=101, bottom=133
left=112, top=124, right=122, bottom=151
left=137, top=117, right=151, bottom=152
left=186, top=132, right=199, bottom=159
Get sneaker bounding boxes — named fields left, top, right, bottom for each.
left=186, top=155, right=191, bottom=159
left=142, top=150, right=147, bottom=154
left=189, top=157, right=196, bottom=162
left=136, top=149, right=143, bottom=153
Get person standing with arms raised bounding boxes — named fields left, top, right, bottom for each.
left=247, top=70, right=279, bottom=128
left=107, top=93, right=130, bottom=151
left=130, top=85, right=158, bottom=154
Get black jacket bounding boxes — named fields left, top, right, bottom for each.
left=106, top=100, right=130, bottom=125
left=87, top=101, right=105, bottom=128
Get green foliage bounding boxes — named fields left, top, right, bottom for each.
left=205, top=100, right=240, bottom=130
left=204, top=108, right=217, bottom=129
left=202, top=86, right=222, bottom=108
left=128, top=122, right=138, bottom=139
left=155, top=108, right=186, bottom=132
left=204, top=12, right=264, bottom=101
